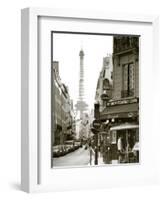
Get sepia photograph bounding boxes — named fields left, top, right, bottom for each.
left=21, top=7, right=159, bottom=193
left=51, top=32, right=139, bottom=168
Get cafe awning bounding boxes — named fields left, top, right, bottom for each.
left=101, top=102, right=138, bottom=120
left=110, top=123, right=139, bottom=131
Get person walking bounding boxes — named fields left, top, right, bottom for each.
left=89, top=141, right=94, bottom=165
left=117, top=136, right=123, bottom=163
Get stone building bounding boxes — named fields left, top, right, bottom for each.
left=101, top=36, right=139, bottom=120
left=100, top=36, right=139, bottom=163
left=112, top=36, right=139, bottom=99
left=95, top=54, right=113, bottom=112
left=52, top=61, right=76, bottom=147
left=93, top=54, right=113, bottom=158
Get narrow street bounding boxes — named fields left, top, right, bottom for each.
left=53, top=146, right=91, bottom=167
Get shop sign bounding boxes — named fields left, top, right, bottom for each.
left=107, top=98, right=138, bottom=106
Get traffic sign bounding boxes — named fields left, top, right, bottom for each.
left=92, top=120, right=101, bottom=129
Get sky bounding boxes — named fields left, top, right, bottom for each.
left=53, top=33, right=113, bottom=110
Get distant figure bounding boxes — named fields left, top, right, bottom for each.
left=117, top=136, right=123, bottom=163
left=117, top=136, right=123, bottom=151
left=89, top=142, right=94, bottom=165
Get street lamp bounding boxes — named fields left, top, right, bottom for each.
left=91, top=126, right=99, bottom=165
left=91, top=102, right=100, bottom=165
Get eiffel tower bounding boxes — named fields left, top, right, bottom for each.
left=75, top=49, right=88, bottom=119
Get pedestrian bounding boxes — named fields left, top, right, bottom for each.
left=89, top=145, right=94, bottom=165
left=117, top=136, right=123, bottom=163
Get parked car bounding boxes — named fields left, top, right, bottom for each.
left=74, top=140, right=82, bottom=148
left=53, top=140, right=81, bottom=157
left=53, top=145, right=67, bottom=157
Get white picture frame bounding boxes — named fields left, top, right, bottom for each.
left=21, top=7, right=159, bottom=193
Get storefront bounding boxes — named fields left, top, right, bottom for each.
left=110, top=123, right=139, bottom=163
left=100, top=97, right=139, bottom=164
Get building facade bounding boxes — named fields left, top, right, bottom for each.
left=52, top=61, right=76, bottom=147
left=101, top=36, right=139, bottom=121
left=95, top=54, right=113, bottom=112
left=112, top=36, right=139, bottom=100
left=95, top=36, right=139, bottom=163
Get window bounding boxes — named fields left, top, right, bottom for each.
left=122, top=63, right=134, bottom=97
left=103, top=79, right=110, bottom=90
left=103, top=70, right=106, bottom=77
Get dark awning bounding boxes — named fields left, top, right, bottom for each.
left=101, top=103, right=138, bottom=120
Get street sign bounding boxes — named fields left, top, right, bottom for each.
left=92, top=120, right=101, bottom=129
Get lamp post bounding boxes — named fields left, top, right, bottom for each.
left=91, top=102, right=100, bottom=165
left=91, top=127, right=99, bottom=165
